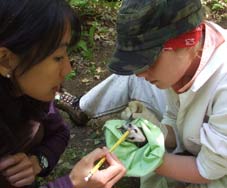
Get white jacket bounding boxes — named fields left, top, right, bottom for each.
left=162, top=22, right=227, bottom=187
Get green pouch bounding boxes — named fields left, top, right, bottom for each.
left=104, top=118, right=165, bottom=177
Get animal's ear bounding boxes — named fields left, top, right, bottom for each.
left=128, top=123, right=132, bottom=128
left=0, top=47, right=19, bottom=77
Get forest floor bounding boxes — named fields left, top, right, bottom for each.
left=40, top=4, right=227, bottom=188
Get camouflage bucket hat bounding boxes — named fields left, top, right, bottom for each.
left=108, top=0, right=204, bottom=75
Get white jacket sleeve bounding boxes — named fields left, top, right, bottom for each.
left=197, top=82, right=227, bottom=180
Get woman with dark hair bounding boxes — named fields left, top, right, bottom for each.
left=0, top=0, right=125, bottom=187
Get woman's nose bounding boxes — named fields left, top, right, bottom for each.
left=62, top=56, right=72, bottom=77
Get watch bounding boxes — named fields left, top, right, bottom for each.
left=36, top=154, right=49, bottom=171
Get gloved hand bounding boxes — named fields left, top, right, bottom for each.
left=121, top=101, right=168, bottom=139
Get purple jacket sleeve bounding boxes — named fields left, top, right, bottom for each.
left=40, top=175, right=73, bottom=188
left=30, top=101, right=70, bottom=176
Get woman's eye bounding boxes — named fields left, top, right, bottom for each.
left=54, top=56, right=64, bottom=62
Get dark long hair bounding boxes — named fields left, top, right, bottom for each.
left=0, top=0, right=81, bottom=154
left=0, top=0, right=80, bottom=75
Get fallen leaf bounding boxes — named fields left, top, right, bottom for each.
left=96, top=67, right=103, bottom=73
left=94, top=75, right=100, bottom=80
left=81, top=78, right=90, bottom=83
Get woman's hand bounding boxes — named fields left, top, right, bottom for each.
left=0, top=153, right=41, bottom=187
left=69, top=147, right=126, bottom=188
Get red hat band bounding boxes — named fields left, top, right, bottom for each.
left=163, top=24, right=203, bottom=50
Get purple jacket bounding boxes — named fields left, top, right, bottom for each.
left=0, top=100, right=70, bottom=187
left=38, top=103, right=74, bottom=188
left=41, top=175, right=73, bottom=188
left=30, top=101, right=70, bottom=176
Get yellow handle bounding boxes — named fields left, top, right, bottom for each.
left=109, top=130, right=130, bottom=152
left=84, top=130, right=130, bottom=181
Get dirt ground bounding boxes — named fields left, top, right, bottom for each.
left=45, top=16, right=227, bottom=188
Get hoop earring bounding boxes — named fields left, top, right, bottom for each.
left=6, top=73, right=11, bottom=78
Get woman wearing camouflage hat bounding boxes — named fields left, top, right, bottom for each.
left=59, top=0, right=227, bottom=187
left=107, top=0, right=227, bottom=187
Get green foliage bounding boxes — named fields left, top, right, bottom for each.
left=68, top=0, right=88, bottom=7
left=202, top=0, right=227, bottom=22
left=75, top=21, right=98, bottom=60
left=210, top=0, right=226, bottom=10
left=203, top=0, right=227, bottom=11
left=67, top=0, right=120, bottom=61
left=65, top=70, right=77, bottom=80
left=75, top=40, right=92, bottom=60
left=88, top=62, right=97, bottom=75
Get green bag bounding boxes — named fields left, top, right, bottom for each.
left=104, top=118, right=165, bottom=177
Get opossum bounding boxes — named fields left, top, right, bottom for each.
left=120, top=122, right=147, bottom=147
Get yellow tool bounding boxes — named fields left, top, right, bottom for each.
left=84, top=130, right=130, bottom=182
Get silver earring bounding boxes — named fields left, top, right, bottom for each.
left=6, top=73, right=11, bottom=78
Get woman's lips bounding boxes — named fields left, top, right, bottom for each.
left=149, top=80, right=158, bottom=84
left=52, top=85, right=60, bottom=92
